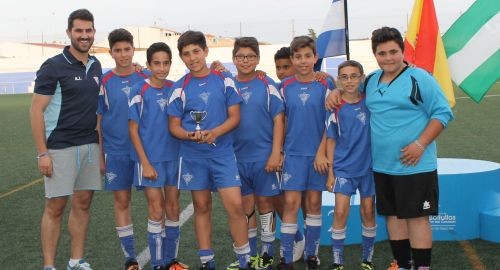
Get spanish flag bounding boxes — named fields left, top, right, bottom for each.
left=404, top=0, right=456, bottom=107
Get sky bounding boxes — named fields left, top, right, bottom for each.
left=0, top=0, right=476, bottom=45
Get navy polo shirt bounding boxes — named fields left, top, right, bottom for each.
left=34, top=46, right=102, bottom=149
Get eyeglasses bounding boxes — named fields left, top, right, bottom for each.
left=338, top=74, right=362, bottom=81
left=234, top=54, right=258, bottom=61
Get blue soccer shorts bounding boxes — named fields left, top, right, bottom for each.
left=104, top=154, right=134, bottom=191
left=281, top=155, right=326, bottom=191
left=177, top=154, right=241, bottom=191
left=133, top=160, right=179, bottom=188
left=238, top=160, right=281, bottom=197
left=333, top=173, right=375, bottom=198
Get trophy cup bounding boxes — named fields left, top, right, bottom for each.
left=189, top=110, right=216, bottom=146
left=190, top=110, right=207, bottom=131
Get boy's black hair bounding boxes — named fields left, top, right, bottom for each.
left=371, top=26, right=404, bottom=54
left=108, top=28, right=134, bottom=49
left=67, top=9, right=94, bottom=30
left=338, top=60, right=364, bottom=75
left=232, top=37, right=260, bottom=57
left=177, top=30, right=207, bottom=54
left=147, top=42, right=172, bottom=64
left=274, top=46, right=291, bottom=61
left=290, top=36, right=316, bottom=56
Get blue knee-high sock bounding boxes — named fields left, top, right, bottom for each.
left=331, top=227, right=346, bottom=265
left=260, top=211, right=276, bottom=257
left=116, top=224, right=136, bottom=262
left=248, top=227, right=258, bottom=257
left=234, top=242, right=251, bottom=268
left=147, top=219, right=163, bottom=268
left=305, top=214, right=321, bottom=257
left=280, top=223, right=297, bottom=263
left=198, top=249, right=215, bottom=268
left=164, top=219, right=180, bottom=264
left=294, top=229, right=304, bottom=242
left=362, top=225, right=377, bottom=262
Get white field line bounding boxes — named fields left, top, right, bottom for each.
left=455, top=94, right=500, bottom=100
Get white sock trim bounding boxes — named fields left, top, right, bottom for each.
left=305, top=214, right=322, bottom=227
left=116, top=224, right=134, bottom=238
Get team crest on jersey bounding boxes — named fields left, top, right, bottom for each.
left=298, top=92, right=310, bottom=106
left=105, top=172, right=117, bottom=183
left=157, top=98, right=168, bottom=111
left=356, top=111, right=366, bottom=125
left=121, top=86, right=131, bottom=98
left=241, top=91, right=252, bottom=104
left=199, top=91, right=210, bottom=104
left=182, top=173, right=194, bottom=185
left=282, top=172, right=292, bottom=184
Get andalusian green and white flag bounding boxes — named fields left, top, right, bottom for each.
left=443, top=0, right=499, bottom=103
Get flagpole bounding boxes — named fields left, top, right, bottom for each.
left=344, top=0, right=350, bottom=60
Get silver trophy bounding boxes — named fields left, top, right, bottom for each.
left=189, top=110, right=216, bottom=146
left=189, top=110, right=208, bottom=131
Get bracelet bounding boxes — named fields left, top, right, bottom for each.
left=36, top=152, right=49, bottom=159
left=414, top=140, right=425, bottom=152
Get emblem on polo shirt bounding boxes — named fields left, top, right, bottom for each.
left=241, top=91, right=252, bottom=104
left=199, top=91, right=210, bottom=105
left=157, top=98, right=168, bottom=111
left=357, top=111, right=366, bottom=125
left=121, top=86, right=131, bottom=98
left=299, top=92, right=310, bottom=106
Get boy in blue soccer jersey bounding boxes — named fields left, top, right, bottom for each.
left=278, top=36, right=334, bottom=270
left=273, top=47, right=307, bottom=264
left=224, top=37, right=284, bottom=270
left=97, top=28, right=148, bottom=270
left=167, top=31, right=253, bottom=270
left=325, top=60, right=376, bottom=270
left=129, top=42, right=188, bottom=270
left=274, top=47, right=296, bottom=81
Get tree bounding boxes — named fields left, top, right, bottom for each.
left=308, top=28, right=317, bottom=41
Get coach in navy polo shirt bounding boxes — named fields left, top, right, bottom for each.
left=30, top=9, right=102, bottom=270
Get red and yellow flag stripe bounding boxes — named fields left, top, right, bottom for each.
left=404, top=0, right=456, bottom=107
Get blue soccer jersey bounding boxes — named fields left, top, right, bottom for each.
left=233, top=76, right=284, bottom=162
left=167, top=70, right=243, bottom=158
left=281, top=77, right=335, bottom=156
left=326, top=97, right=372, bottom=178
left=98, top=70, right=149, bottom=155
left=129, top=79, right=179, bottom=162
left=364, top=67, right=453, bottom=174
